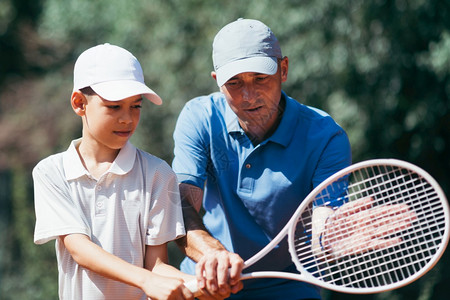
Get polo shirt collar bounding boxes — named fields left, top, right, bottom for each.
left=224, top=91, right=298, bottom=147
left=225, top=103, right=243, bottom=134
left=109, top=141, right=136, bottom=174
left=63, top=139, right=87, bottom=180
left=63, top=138, right=136, bottom=180
left=266, top=92, right=298, bottom=147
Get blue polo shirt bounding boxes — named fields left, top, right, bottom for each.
left=172, top=91, right=351, bottom=299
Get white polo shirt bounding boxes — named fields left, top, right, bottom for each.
left=33, top=139, right=185, bottom=300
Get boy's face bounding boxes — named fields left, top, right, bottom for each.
left=81, top=94, right=143, bottom=151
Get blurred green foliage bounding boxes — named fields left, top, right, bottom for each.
left=0, top=0, right=449, bottom=299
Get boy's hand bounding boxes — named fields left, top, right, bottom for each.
left=142, top=274, right=194, bottom=300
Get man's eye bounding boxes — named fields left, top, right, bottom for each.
left=225, top=80, right=240, bottom=88
left=108, top=105, right=120, bottom=109
left=256, top=76, right=268, bottom=81
left=133, top=105, right=142, bottom=109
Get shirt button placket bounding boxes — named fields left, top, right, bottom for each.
left=239, top=161, right=254, bottom=193
left=95, top=184, right=105, bottom=215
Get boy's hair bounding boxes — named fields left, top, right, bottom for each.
left=80, top=86, right=96, bottom=96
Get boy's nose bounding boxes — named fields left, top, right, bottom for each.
left=119, top=111, right=133, bottom=124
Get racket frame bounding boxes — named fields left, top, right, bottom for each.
left=244, top=159, right=449, bottom=294
left=185, top=159, right=449, bottom=295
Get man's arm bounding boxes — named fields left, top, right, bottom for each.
left=62, top=233, right=194, bottom=300
left=175, top=183, right=244, bottom=296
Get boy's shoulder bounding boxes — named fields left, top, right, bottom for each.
left=33, top=151, right=65, bottom=174
left=134, top=148, right=175, bottom=176
left=32, top=151, right=69, bottom=191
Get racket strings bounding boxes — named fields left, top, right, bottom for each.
left=297, top=232, right=440, bottom=286
left=292, top=165, right=447, bottom=289
left=321, top=192, right=442, bottom=248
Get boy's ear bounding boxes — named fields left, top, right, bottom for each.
left=71, top=91, right=87, bottom=116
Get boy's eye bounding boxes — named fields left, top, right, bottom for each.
left=108, top=105, right=121, bottom=109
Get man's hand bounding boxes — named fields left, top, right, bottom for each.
left=195, top=250, right=244, bottom=299
left=176, top=183, right=244, bottom=299
left=321, top=197, right=417, bottom=257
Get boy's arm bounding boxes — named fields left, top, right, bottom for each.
left=175, top=183, right=244, bottom=296
left=144, top=243, right=195, bottom=283
left=62, top=233, right=193, bottom=300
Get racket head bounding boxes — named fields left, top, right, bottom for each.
left=288, top=159, right=449, bottom=294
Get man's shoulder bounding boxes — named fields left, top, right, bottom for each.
left=285, top=94, right=329, bottom=119
left=178, top=92, right=228, bottom=129
left=185, top=92, right=227, bottom=110
left=285, top=94, right=341, bottom=127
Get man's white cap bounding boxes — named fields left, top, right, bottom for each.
left=212, top=18, right=282, bottom=87
left=73, top=43, right=162, bottom=105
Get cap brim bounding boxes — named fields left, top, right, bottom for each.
left=215, top=56, right=278, bottom=87
left=90, top=80, right=162, bottom=105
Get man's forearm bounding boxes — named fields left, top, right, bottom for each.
left=176, top=199, right=227, bottom=262
left=176, top=184, right=245, bottom=295
left=176, top=182, right=230, bottom=262
left=177, top=228, right=228, bottom=262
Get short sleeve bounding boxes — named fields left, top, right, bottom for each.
left=33, top=157, right=90, bottom=245
left=312, top=124, right=351, bottom=185
left=145, top=160, right=185, bottom=245
left=172, top=99, right=210, bottom=188
left=312, top=128, right=352, bottom=208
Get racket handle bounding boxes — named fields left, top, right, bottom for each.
left=184, top=279, right=202, bottom=297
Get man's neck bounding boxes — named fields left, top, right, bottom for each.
left=245, top=95, right=286, bottom=146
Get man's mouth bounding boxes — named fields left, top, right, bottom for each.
left=245, top=106, right=263, bottom=112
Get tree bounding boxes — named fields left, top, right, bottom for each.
left=0, top=0, right=448, bottom=299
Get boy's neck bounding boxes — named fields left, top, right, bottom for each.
left=76, top=140, right=120, bottom=179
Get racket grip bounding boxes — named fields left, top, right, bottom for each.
left=184, top=279, right=202, bottom=297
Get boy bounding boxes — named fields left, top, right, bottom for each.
left=33, top=43, right=197, bottom=299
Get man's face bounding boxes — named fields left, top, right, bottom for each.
left=215, top=57, right=288, bottom=139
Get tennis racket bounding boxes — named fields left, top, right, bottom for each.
left=185, top=159, right=449, bottom=295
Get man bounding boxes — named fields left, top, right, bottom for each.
left=172, top=19, right=352, bottom=299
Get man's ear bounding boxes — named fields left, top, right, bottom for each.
left=211, top=71, right=224, bottom=92
left=280, top=56, right=289, bottom=82
left=71, top=91, right=87, bottom=116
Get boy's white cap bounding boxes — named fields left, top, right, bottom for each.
left=73, top=43, right=162, bottom=105
left=212, top=18, right=282, bottom=87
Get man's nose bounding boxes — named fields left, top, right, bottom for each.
left=241, top=84, right=257, bottom=102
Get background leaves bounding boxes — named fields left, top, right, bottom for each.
left=0, top=0, right=448, bottom=299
